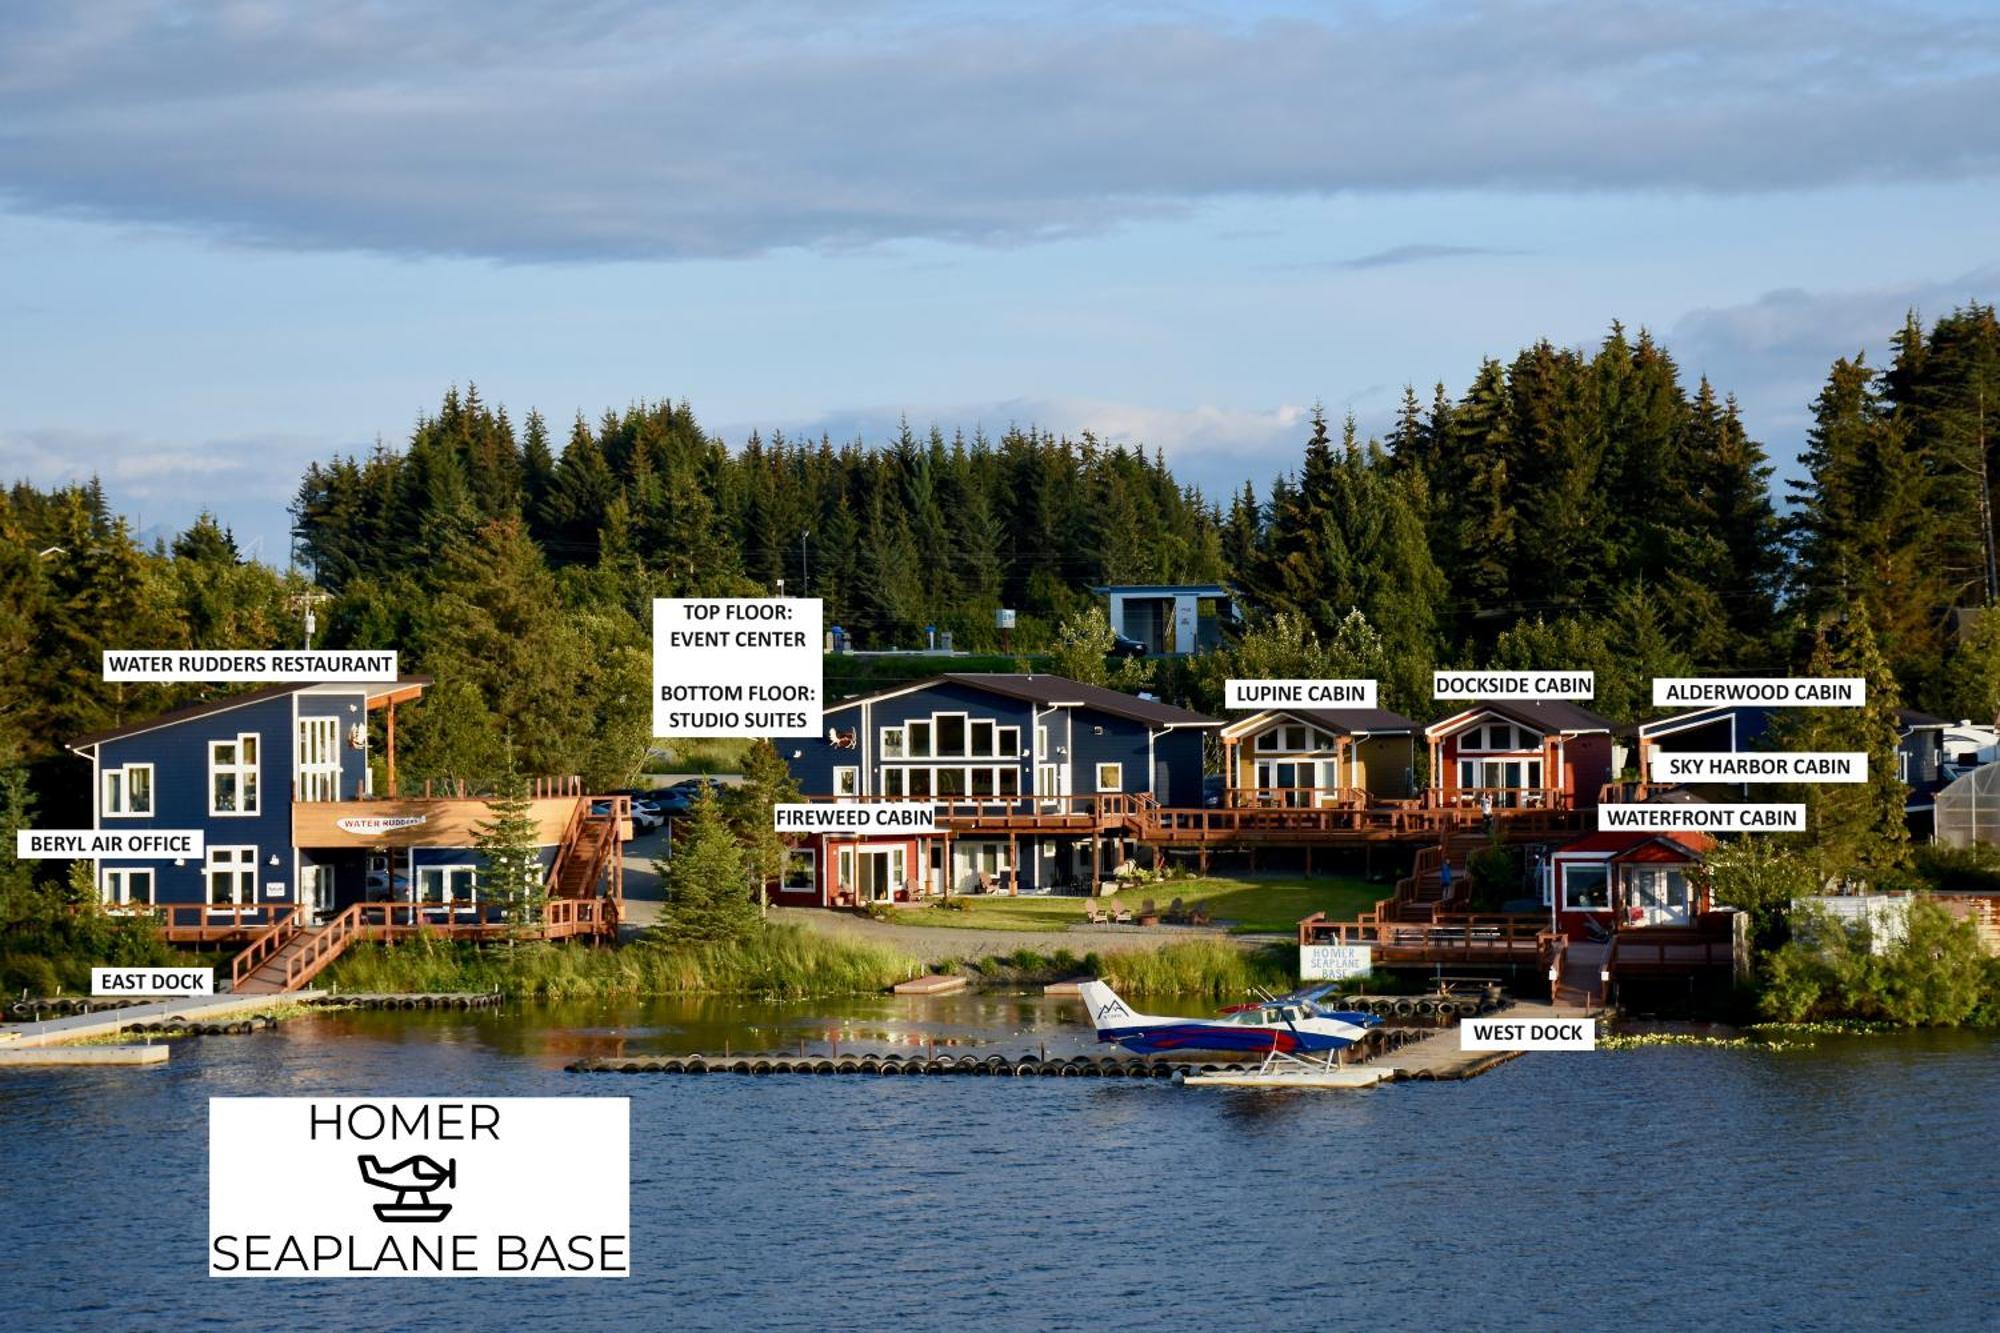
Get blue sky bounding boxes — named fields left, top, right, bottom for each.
left=2, top=0, right=1997, bottom=559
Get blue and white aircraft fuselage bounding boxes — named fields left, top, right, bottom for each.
left=1077, top=980, right=1380, bottom=1056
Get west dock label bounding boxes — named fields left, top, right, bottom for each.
left=653, top=597, right=823, bottom=737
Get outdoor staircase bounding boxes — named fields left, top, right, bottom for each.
left=229, top=903, right=363, bottom=995
left=549, top=799, right=623, bottom=901
left=1379, top=831, right=1487, bottom=922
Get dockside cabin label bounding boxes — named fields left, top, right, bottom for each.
left=102, top=650, right=398, bottom=682
left=1649, top=752, right=1868, bottom=783
left=774, top=803, right=941, bottom=834
left=1652, top=677, right=1865, bottom=707
left=1599, top=804, right=1806, bottom=833
left=1226, top=679, right=1377, bottom=709
left=1433, top=671, right=1594, bottom=701
left=16, top=829, right=204, bottom=859
left=653, top=597, right=823, bottom=738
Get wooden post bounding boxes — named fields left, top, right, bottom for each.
left=1009, top=831, right=1019, bottom=895
left=1305, top=844, right=1313, bottom=878
left=1090, top=834, right=1101, bottom=897
left=385, top=700, right=398, bottom=798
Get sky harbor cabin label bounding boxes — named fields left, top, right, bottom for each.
left=1649, top=752, right=1868, bottom=783
left=16, top=829, right=205, bottom=859
left=1461, top=1017, right=1597, bottom=1052
left=1432, top=671, right=1594, bottom=701
left=101, top=650, right=398, bottom=682
left=1226, top=679, right=1377, bottom=709
left=1599, top=803, right=1806, bottom=833
left=92, top=966, right=213, bottom=997
left=773, top=803, right=941, bottom=834
left=653, top=597, right=823, bottom=738
left=1652, top=676, right=1865, bottom=707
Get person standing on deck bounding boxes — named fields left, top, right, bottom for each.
left=1478, top=792, right=1494, bottom=834
left=1438, top=858, right=1453, bottom=900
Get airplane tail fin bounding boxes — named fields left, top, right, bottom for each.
left=1076, top=978, right=1143, bottom=1032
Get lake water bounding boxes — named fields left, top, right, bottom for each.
left=5, top=995, right=1997, bottom=1331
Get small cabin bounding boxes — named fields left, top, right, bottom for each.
left=1424, top=701, right=1616, bottom=810
left=1217, top=707, right=1417, bottom=806
left=1549, top=831, right=1714, bottom=940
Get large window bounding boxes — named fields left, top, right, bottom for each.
left=909, top=721, right=932, bottom=758
left=297, top=716, right=341, bottom=802
left=1562, top=864, right=1611, bottom=912
left=207, top=845, right=257, bottom=906
left=416, top=866, right=478, bottom=906
left=209, top=733, right=260, bottom=816
left=782, top=848, right=816, bottom=892
left=936, top=714, right=966, bottom=756
left=103, top=867, right=154, bottom=906
left=102, top=763, right=154, bottom=817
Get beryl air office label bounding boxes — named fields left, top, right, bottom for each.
left=209, top=1097, right=630, bottom=1277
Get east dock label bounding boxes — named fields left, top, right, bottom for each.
left=1226, top=679, right=1377, bottom=709
left=1652, top=677, right=1865, bottom=707
left=653, top=597, right=822, bottom=738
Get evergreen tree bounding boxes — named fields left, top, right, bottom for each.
left=474, top=750, right=546, bottom=933
left=725, top=739, right=803, bottom=911
left=651, top=785, right=759, bottom=944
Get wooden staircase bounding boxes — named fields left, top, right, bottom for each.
left=1377, top=831, right=1488, bottom=922
left=231, top=903, right=364, bottom=994
left=548, top=797, right=624, bottom=902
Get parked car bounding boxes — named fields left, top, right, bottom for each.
left=1109, top=632, right=1148, bottom=658
left=594, top=798, right=663, bottom=834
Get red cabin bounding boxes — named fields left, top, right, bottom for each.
left=1423, top=701, right=1616, bottom=812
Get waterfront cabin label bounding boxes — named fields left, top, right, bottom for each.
left=92, top=966, right=213, bottom=996
left=16, top=829, right=204, bottom=859
left=1598, top=804, right=1806, bottom=833
left=210, top=1097, right=630, bottom=1278
left=1432, top=672, right=1594, bottom=701
left=1652, top=677, right=1865, bottom=707
left=102, top=650, right=398, bottom=682
left=774, top=803, right=941, bottom=834
left=653, top=597, right=823, bottom=737
left=1225, top=679, right=1378, bottom=709
left=1648, top=752, right=1868, bottom=783
left=1461, top=1017, right=1597, bottom=1051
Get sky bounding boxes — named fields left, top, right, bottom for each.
left=1, top=0, right=1997, bottom=560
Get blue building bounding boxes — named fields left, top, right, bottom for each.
left=776, top=673, right=1217, bottom=904
left=67, top=678, right=621, bottom=944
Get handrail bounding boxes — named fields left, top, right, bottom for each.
left=282, top=902, right=363, bottom=990
left=298, top=774, right=585, bottom=804
left=229, top=906, right=300, bottom=990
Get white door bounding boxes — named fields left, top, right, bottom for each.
left=1627, top=868, right=1690, bottom=927
left=300, top=864, right=337, bottom=923
left=1036, top=764, right=1067, bottom=813
left=297, top=717, right=341, bottom=802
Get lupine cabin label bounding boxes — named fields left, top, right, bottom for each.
left=1225, top=679, right=1378, bottom=709
left=1649, top=752, right=1868, bottom=783
left=653, top=598, right=823, bottom=738
left=1652, top=677, right=1865, bottom=706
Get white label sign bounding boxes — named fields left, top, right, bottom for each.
left=102, top=651, right=398, bottom=682
left=653, top=598, right=822, bottom=738
left=1648, top=752, right=1868, bottom=783
left=1299, top=944, right=1373, bottom=981
left=1598, top=803, right=1806, bottom=833
left=210, top=1097, right=630, bottom=1278
left=1226, top=679, right=1378, bottom=710
left=334, top=816, right=430, bottom=834
left=15, top=829, right=205, bottom=859
left=92, top=966, right=213, bottom=996
left=1652, top=677, right=1865, bottom=707
left=774, top=803, right=940, bottom=834
left=1433, top=671, right=1594, bottom=700
left=1461, top=1017, right=1596, bottom=1051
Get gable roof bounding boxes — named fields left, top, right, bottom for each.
left=69, top=677, right=432, bottom=752
left=824, top=672, right=1219, bottom=729
left=1220, top=706, right=1418, bottom=738
left=1554, top=830, right=1715, bottom=858
left=1425, top=699, right=1616, bottom=739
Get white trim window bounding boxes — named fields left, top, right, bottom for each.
left=833, top=766, right=859, bottom=797
left=102, top=763, right=154, bottom=817
left=782, top=847, right=817, bottom=893
left=880, top=727, right=906, bottom=760
left=1095, top=762, right=1123, bottom=792
left=103, top=866, right=155, bottom=905
left=209, top=733, right=261, bottom=816
left=1561, top=863, right=1612, bottom=912
left=206, top=845, right=258, bottom=905
left=297, top=716, right=341, bottom=802
left=416, top=865, right=478, bottom=906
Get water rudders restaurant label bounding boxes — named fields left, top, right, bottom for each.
left=102, top=650, right=398, bottom=682
left=1649, top=752, right=1868, bottom=783
left=1652, top=676, right=1865, bottom=707
left=1462, top=1017, right=1596, bottom=1052
left=653, top=597, right=822, bottom=737
left=93, top=966, right=212, bottom=996
left=1599, top=803, right=1806, bottom=833
left=210, top=1097, right=629, bottom=1278
left=15, top=829, right=204, bottom=859
left=1433, top=671, right=1594, bottom=700
left=1226, top=679, right=1377, bottom=709
left=774, top=803, right=940, bottom=834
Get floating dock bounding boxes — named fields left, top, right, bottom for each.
left=0, top=1044, right=170, bottom=1067
left=0, top=989, right=327, bottom=1051
left=892, top=974, right=969, bottom=996
left=304, top=991, right=504, bottom=1010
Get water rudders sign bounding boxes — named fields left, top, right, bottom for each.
left=210, top=1097, right=629, bottom=1277
left=93, top=966, right=212, bottom=996
left=653, top=597, right=822, bottom=737
left=1461, top=1017, right=1596, bottom=1051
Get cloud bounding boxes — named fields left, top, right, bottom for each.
left=0, top=1, right=1995, bottom=261
left=1335, top=243, right=1517, bottom=270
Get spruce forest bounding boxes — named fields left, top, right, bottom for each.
left=4, top=307, right=1999, bottom=824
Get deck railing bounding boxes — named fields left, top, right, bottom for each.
left=1223, top=786, right=1371, bottom=810
left=1425, top=785, right=1572, bottom=811
left=293, top=774, right=585, bottom=802
left=229, top=906, right=301, bottom=990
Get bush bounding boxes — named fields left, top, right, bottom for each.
left=1757, top=899, right=1995, bottom=1026
left=1912, top=843, right=2000, bottom=894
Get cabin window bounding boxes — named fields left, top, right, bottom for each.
left=971, top=767, right=995, bottom=797
left=970, top=719, right=995, bottom=757
left=102, top=763, right=154, bottom=817
left=1562, top=865, right=1611, bottom=912
left=1036, top=725, right=1050, bottom=758
left=908, top=769, right=932, bottom=797
left=880, top=727, right=906, bottom=760
left=883, top=769, right=905, bottom=797
left=782, top=848, right=816, bottom=891
left=937, top=768, right=966, bottom=798
left=209, top=734, right=260, bottom=816
left=1095, top=763, right=1123, bottom=792
left=416, top=866, right=477, bottom=905
left=908, top=721, right=933, bottom=759
left=998, top=767, right=1020, bottom=796
left=1283, top=726, right=1305, bottom=750
left=833, top=766, right=859, bottom=797
left=296, top=716, right=341, bottom=802
left=103, top=867, right=154, bottom=906
left=1313, top=730, right=1334, bottom=750
left=207, top=845, right=257, bottom=905
left=997, top=726, right=1021, bottom=757
left=936, top=714, right=967, bottom=756
left=1254, top=728, right=1279, bottom=751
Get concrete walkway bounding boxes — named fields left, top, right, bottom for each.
left=0, top=989, right=326, bottom=1049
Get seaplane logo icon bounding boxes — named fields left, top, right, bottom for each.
left=357, top=1154, right=457, bottom=1223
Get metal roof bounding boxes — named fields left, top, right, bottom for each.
left=68, top=676, right=433, bottom=751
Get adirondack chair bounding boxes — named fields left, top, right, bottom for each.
left=1113, top=906, right=1134, bottom=924
left=1084, top=905, right=1109, bottom=925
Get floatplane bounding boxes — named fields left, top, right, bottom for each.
left=1076, top=980, right=1391, bottom=1088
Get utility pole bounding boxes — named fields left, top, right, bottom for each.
left=1980, top=388, right=1996, bottom=604
left=289, top=587, right=332, bottom=649
left=801, top=529, right=810, bottom=598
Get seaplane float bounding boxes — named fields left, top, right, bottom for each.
left=1075, top=979, right=1393, bottom=1089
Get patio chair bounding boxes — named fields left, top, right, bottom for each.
left=1084, top=906, right=1109, bottom=925
left=1167, top=897, right=1186, bottom=922
left=1113, top=906, right=1134, bottom=925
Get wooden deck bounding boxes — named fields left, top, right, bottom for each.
left=1301, top=911, right=1567, bottom=997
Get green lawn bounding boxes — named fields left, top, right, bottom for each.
left=885, top=875, right=1383, bottom=935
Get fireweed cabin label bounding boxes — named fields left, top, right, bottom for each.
left=209, top=1097, right=630, bottom=1278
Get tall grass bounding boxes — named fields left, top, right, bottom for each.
left=324, top=923, right=922, bottom=1001
left=1096, top=940, right=1295, bottom=998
